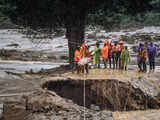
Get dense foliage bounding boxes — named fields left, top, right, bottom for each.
left=1, top=0, right=160, bottom=26
left=0, top=0, right=10, bottom=20
left=87, top=0, right=160, bottom=27
left=0, top=0, right=160, bottom=64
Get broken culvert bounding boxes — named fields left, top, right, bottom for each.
left=42, top=79, right=160, bottom=111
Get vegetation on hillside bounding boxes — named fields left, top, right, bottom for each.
left=0, top=0, right=160, bottom=64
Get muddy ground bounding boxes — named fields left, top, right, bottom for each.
left=0, top=27, right=160, bottom=120
left=0, top=65, right=160, bottom=120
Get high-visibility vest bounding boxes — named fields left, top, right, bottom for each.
left=113, top=45, right=120, bottom=53
left=140, top=48, right=148, bottom=59
left=74, top=50, right=81, bottom=62
left=85, top=49, right=91, bottom=57
left=101, top=46, right=109, bottom=59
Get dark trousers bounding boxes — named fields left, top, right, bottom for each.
left=149, top=61, right=155, bottom=70
left=72, top=62, right=80, bottom=74
left=82, top=64, right=89, bottom=74
left=113, top=52, right=120, bottom=69
left=103, top=59, right=108, bottom=68
left=138, top=58, right=147, bottom=72
left=109, top=56, right=112, bottom=68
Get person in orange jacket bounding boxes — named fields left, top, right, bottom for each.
left=79, top=43, right=92, bottom=74
left=74, top=46, right=81, bottom=73
left=80, top=43, right=85, bottom=58
left=139, top=46, right=148, bottom=72
left=101, top=42, right=109, bottom=68
left=83, top=44, right=92, bottom=73
left=85, top=44, right=92, bottom=57
left=119, top=40, right=125, bottom=69
left=108, top=41, right=113, bottom=69
left=112, top=41, right=120, bottom=69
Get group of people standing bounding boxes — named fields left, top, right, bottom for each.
left=93, top=40, right=130, bottom=70
left=74, top=39, right=157, bottom=74
left=74, top=40, right=130, bottom=74
left=137, top=41, right=157, bottom=72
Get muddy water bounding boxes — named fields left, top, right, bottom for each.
left=0, top=29, right=68, bottom=52
left=0, top=60, right=68, bottom=72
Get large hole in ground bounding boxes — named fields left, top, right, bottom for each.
left=42, top=79, right=160, bottom=111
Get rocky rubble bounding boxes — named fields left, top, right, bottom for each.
left=24, top=90, right=114, bottom=120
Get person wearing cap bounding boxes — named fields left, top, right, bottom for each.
left=120, top=46, right=130, bottom=70
left=112, top=41, right=120, bottom=69
left=101, top=40, right=109, bottom=68
left=73, top=46, right=81, bottom=73
left=119, top=40, right=125, bottom=69
left=93, top=42, right=101, bottom=68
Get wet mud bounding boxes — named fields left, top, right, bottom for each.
left=43, top=78, right=160, bottom=111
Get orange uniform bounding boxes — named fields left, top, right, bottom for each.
left=86, top=49, right=92, bottom=57
left=74, top=50, right=81, bottom=62
left=101, top=46, right=109, bottom=59
left=140, top=48, right=148, bottom=59
left=80, top=44, right=92, bottom=58
left=112, top=45, right=120, bottom=53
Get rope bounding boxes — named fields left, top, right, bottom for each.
left=83, top=72, right=86, bottom=120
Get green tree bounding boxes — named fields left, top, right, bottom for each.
left=5, top=0, right=152, bottom=64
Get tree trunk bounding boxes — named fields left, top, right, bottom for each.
left=66, top=19, right=85, bottom=65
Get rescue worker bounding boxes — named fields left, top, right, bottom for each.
left=74, top=46, right=81, bottom=73
left=84, top=44, right=92, bottom=73
left=108, top=41, right=113, bottom=69
left=80, top=43, right=86, bottom=57
left=79, top=43, right=91, bottom=74
left=101, top=41, right=109, bottom=68
left=112, top=41, right=120, bottom=69
left=93, top=42, right=101, bottom=68
left=147, top=41, right=157, bottom=72
left=119, top=40, right=125, bottom=69
left=120, top=46, right=130, bottom=70
left=139, top=46, right=148, bottom=72
left=137, top=43, right=144, bottom=71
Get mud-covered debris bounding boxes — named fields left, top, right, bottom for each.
left=24, top=90, right=65, bottom=112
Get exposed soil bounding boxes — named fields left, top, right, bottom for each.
left=1, top=66, right=160, bottom=120
left=3, top=103, right=30, bottom=120
left=42, top=79, right=160, bottom=111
